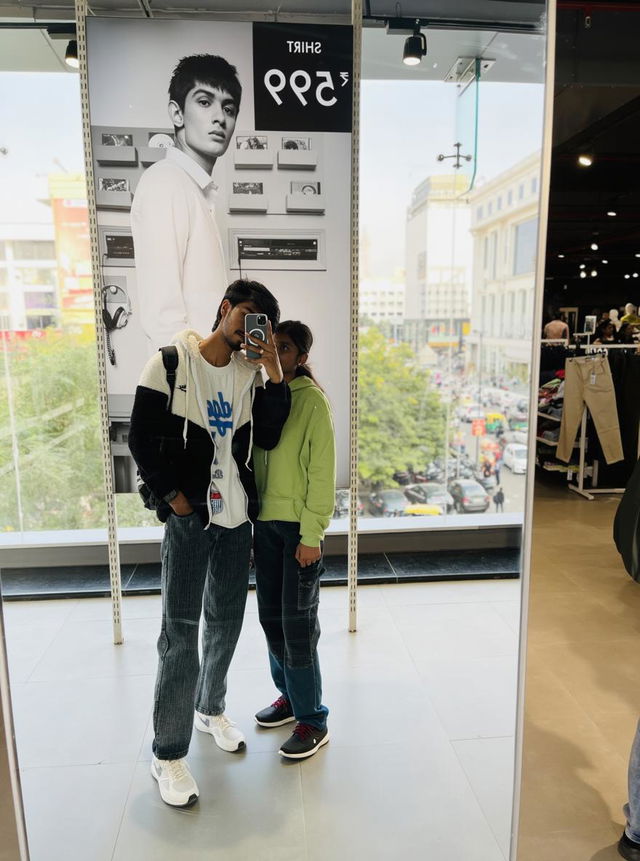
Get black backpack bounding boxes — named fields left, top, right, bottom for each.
left=613, top=456, right=640, bottom=581
left=136, top=346, right=179, bottom=511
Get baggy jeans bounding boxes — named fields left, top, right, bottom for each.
left=152, top=513, right=252, bottom=760
left=624, top=718, right=640, bottom=842
left=254, top=520, right=329, bottom=730
left=556, top=355, right=624, bottom=464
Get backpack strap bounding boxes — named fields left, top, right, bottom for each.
left=159, top=345, right=179, bottom=412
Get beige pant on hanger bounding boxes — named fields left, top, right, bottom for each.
left=557, top=355, right=624, bottom=464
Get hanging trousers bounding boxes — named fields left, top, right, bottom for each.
left=557, top=355, right=624, bottom=464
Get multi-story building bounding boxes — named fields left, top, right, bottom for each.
left=466, top=152, right=541, bottom=382
left=404, top=173, right=471, bottom=352
left=359, top=278, right=405, bottom=328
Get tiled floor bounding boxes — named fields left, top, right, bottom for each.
left=3, top=579, right=520, bottom=861
left=517, top=482, right=640, bottom=861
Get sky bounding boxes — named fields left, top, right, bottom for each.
left=0, top=72, right=544, bottom=272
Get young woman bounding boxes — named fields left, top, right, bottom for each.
left=252, top=321, right=336, bottom=760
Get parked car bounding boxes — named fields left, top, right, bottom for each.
left=503, top=443, right=528, bottom=474
left=404, top=502, right=443, bottom=516
left=448, top=479, right=491, bottom=513
left=475, top=469, right=498, bottom=491
left=333, top=488, right=364, bottom=518
left=404, top=482, right=454, bottom=512
left=499, top=430, right=528, bottom=451
left=368, top=489, right=408, bottom=517
left=461, top=404, right=485, bottom=423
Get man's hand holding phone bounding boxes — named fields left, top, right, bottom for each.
left=242, top=318, right=283, bottom=384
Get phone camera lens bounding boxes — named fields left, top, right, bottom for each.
left=258, top=315, right=267, bottom=324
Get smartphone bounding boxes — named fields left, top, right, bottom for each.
left=244, top=313, right=268, bottom=360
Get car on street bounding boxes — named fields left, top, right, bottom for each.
left=404, top=483, right=454, bottom=512
left=333, top=488, right=364, bottom=518
left=368, top=489, right=408, bottom=517
left=503, top=443, right=528, bottom=474
left=448, top=479, right=491, bottom=513
left=404, top=502, right=443, bottom=516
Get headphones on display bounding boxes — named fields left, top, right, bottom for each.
left=101, top=282, right=132, bottom=365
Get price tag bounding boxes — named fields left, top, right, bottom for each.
left=253, top=23, right=353, bottom=133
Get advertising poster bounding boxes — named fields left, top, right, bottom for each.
left=85, top=18, right=353, bottom=492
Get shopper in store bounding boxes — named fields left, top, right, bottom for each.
left=131, top=54, right=241, bottom=352
left=252, top=321, right=336, bottom=760
left=619, top=723, right=640, bottom=860
left=128, top=279, right=290, bottom=808
left=543, top=310, right=570, bottom=340
left=592, top=320, right=617, bottom=344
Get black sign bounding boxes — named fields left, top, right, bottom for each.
left=105, top=233, right=134, bottom=260
left=239, top=237, right=318, bottom=261
left=253, top=22, right=353, bottom=134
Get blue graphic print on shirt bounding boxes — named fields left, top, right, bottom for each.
left=207, top=391, right=233, bottom=439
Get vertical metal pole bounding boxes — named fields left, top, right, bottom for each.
left=348, top=0, right=362, bottom=633
left=75, top=1, right=123, bottom=645
left=510, top=0, right=556, bottom=856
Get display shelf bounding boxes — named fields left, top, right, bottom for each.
left=537, top=411, right=562, bottom=422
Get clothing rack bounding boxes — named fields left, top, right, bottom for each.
left=568, top=343, right=640, bottom=500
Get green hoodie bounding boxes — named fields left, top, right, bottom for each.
left=254, top=375, right=336, bottom=547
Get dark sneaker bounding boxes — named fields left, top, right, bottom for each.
left=279, top=723, right=329, bottom=760
left=255, top=696, right=295, bottom=728
left=619, top=831, right=640, bottom=860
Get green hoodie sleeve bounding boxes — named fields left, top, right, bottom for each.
left=299, top=398, right=337, bottom=548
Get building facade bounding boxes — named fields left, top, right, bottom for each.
left=466, top=152, right=541, bottom=382
left=404, top=173, right=471, bottom=353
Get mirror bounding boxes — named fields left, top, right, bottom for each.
left=0, top=4, right=549, bottom=859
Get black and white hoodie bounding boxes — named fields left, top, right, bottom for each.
left=128, top=328, right=291, bottom=526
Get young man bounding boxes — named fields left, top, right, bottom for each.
left=128, top=279, right=290, bottom=808
left=131, top=54, right=241, bottom=352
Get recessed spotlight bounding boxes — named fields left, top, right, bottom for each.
left=590, top=243, right=599, bottom=250
left=578, top=154, right=594, bottom=167
left=591, top=270, right=598, bottom=277
left=635, top=254, right=640, bottom=258
left=607, top=211, right=617, bottom=217
left=634, top=273, right=639, bottom=278
left=602, top=259, right=608, bottom=264
left=64, top=39, right=79, bottom=69
left=625, top=274, right=631, bottom=279
left=579, top=264, right=586, bottom=269
left=580, top=271, right=587, bottom=279
left=557, top=254, right=565, bottom=258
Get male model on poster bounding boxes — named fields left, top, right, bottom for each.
left=131, top=54, right=240, bottom=352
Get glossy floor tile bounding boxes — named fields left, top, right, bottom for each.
left=4, top=581, right=520, bottom=860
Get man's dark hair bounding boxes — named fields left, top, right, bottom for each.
left=169, top=54, right=242, bottom=111
left=213, top=279, right=280, bottom=330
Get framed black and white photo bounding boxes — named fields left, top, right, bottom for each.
left=102, top=133, right=133, bottom=147
left=291, top=181, right=321, bottom=195
left=236, top=135, right=268, bottom=150
left=98, top=178, right=129, bottom=192
left=282, top=137, right=311, bottom=151
left=233, top=181, right=264, bottom=195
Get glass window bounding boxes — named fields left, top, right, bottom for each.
left=477, top=206, right=483, bottom=220
left=0, top=292, right=8, bottom=310
left=0, top=314, right=10, bottom=329
left=507, top=190, right=513, bottom=206
left=25, top=314, right=55, bottom=329
left=513, top=218, right=538, bottom=275
left=24, top=291, right=56, bottom=309
left=0, top=242, right=6, bottom=260
left=531, top=177, right=538, bottom=194
left=488, top=200, right=493, bottom=215
left=16, top=268, right=57, bottom=287
left=497, top=196, right=502, bottom=210
left=417, top=251, right=426, bottom=280
left=518, top=183, right=524, bottom=200
left=0, top=268, right=7, bottom=287
left=12, top=240, right=56, bottom=260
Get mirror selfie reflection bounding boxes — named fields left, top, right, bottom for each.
left=0, top=7, right=548, bottom=861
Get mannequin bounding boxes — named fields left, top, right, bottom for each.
left=621, top=303, right=640, bottom=327
left=610, top=308, right=621, bottom=331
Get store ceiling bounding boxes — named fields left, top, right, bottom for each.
left=545, top=4, right=640, bottom=297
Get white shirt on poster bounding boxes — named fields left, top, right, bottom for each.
left=131, top=146, right=228, bottom=353
left=198, top=355, right=248, bottom=529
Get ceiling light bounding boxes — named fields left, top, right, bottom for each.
left=579, top=264, right=586, bottom=269
left=403, top=21, right=427, bottom=66
left=580, top=271, right=587, bottom=279
left=557, top=253, right=565, bottom=258
left=590, top=243, right=599, bottom=250
left=578, top=154, right=594, bottom=167
left=625, top=274, right=631, bottom=279
left=591, top=270, right=598, bottom=277
left=602, top=259, right=608, bottom=264
left=634, top=273, right=639, bottom=278
left=607, top=211, right=617, bottom=217
left=64, top=39, right=79, bottom=69
left=635, top=254, right=640, bottom=258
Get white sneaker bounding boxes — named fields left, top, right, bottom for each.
left=194, top=711, right=246, bottom=752
left=150, top=756, right=199, bottom=807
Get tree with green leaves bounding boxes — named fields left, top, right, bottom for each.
left=358, top=327, right=446, bottom=486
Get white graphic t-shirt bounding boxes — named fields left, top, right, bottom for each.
left=199, top=356, right=248, bottom=529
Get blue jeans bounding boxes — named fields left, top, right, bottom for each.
left=254, top=520, right=328, bottom=730
left=625, top=719, right=640, bottom=842
left=152, top=513, right=252, bottom=760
